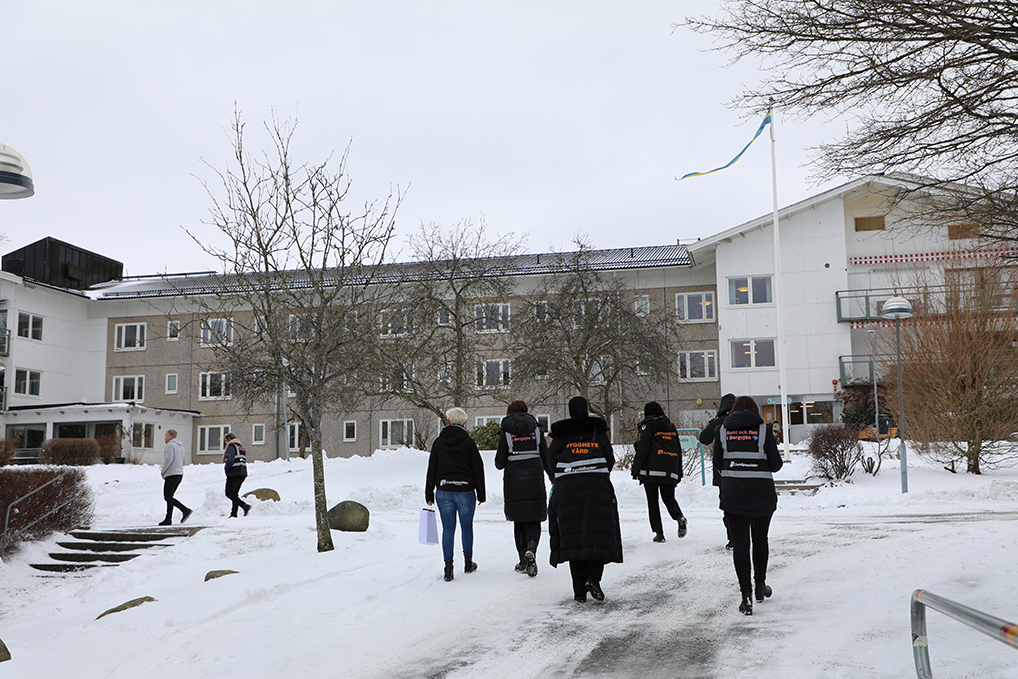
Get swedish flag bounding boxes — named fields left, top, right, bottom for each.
left=678, top=110, right=772, bottom=180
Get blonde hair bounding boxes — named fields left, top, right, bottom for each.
left=166, top=429, right=177, bottom=439
left=446, top=407, right=468, bottom=426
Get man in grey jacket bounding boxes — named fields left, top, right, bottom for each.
left=159, top=429, right=192, bottom=525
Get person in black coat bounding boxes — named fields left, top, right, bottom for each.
left=222, top=432, right=251, bottom=518
left=712, top=395, right=783, bottom=616
left=494, top=400, right=548, bottom=577
left=545, top=396, right=623, bottom=602
left=426, top=407, right=486, bottom=582
left=702, top=393, right=736, bottom=548
left=632, top=401, right=686, bottom=542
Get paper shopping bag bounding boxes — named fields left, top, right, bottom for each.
left=418, top=508, right=438, bottom=545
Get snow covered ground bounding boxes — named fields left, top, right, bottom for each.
left=2, top=444, right=1017, bottom=678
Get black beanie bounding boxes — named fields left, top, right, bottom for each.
left=643, top=401, right=665, bottom=418
left=568, top=396, right=589, bottom=419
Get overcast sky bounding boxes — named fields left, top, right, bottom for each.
left=1, top=1, right=848, bottom=276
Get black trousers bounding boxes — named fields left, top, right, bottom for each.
left=162, top=475, right=189, bottom=521
left=725, top=511, right=773, bottom=594
left=643, top=483, right=682, bottom=534
left=225, top=475, right=249, bottom=516
left=568, top=560, right=605, bottom=598
left=513, top=521, right=542, bottom=560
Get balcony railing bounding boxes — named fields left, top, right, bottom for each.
left=839, top=354, right=892, bottom=385
left=837, top=284, right=1018, bottom=323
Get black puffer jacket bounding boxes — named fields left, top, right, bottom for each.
left=712, top=409, right=783, bottom=517
left=700, top=393, right=737, bottom=448
left=545, top=398, right=623, bottom=567
left=494, top=411, right=548, bottom=523
left=632, top=402, right=682, bottom=487
left=425, top=425, right=486, bottom=504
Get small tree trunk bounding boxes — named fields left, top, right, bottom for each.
left=310, top=428, right=335, bottom=552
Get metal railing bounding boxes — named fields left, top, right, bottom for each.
left=1, top=468, right=80, bottom=561
left=911, top=589, right=1018, bottom=678
left=676, top=429, right=706, bottom=486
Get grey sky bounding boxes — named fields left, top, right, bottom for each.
left=1, top=1, right=845, bottom=275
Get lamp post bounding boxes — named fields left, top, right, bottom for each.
left=881, top=296, right=914, bottom=493
left=866, top=325, right=880, bottom=448
left=0, top=144, right=35, bottom=199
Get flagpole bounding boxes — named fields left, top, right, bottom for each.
left=769, top=106, right=791, bottom=460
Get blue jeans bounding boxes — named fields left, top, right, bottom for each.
left=435, top=490, right=476, bottom=562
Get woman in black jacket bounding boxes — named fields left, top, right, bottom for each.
left=702, top=393, right=736, bottom=548
left=425, top=407, right=486, bottom=582
left=545, top=396, right=623, bottom=602
left=632, top=401, right=686, bottom=542
left=494, top=400, right=548, bottom=577
left=712, top=395, right=783, bottom=616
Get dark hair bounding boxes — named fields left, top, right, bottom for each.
left=224, top=432, right=238, bottom=442
left=507, top=400, right=528, bottom=415
left=732, top=396, right=760, bottom=416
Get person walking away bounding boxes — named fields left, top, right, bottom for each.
left=712, top=395, right=783, bottom=615
left=545, top=396, right=623, bottom=602
left=632, top=401, right=686, bottom=542
left=425, top=407, right=486, bottom=582
left=222, top=432, right=251, bottom=518
left=494, top=400, right=548, bottom=577
left=701, top=393, right=736, bottom=549
left=159, top=429, right=192, bottom=526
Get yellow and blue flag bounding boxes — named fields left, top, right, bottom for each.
left=678, top=109, right=772, bottom=180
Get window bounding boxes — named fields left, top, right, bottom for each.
left=18, top=313, right=43, bottom=341
left=167, top=320, right=180, bottom=341
left=344, top=311, right=358, bottom=332
left=114, top=322, right=146, bottom=351
left=381, top=364, right=414, bottom=392
left=380, top=419, right=414, bottom=448
left=380, top=308, right=412, bottom=337
left=476, top=359, right=511, bottom=388
left=198, top=424, right=231, bottom=454
left=731, top=339, right=776, bottom=369
left=534, top=300, right=548, bottom=322
left=676, top=292, right=715, bottom=322
left=165, top=373, right=178, bottom=394
left=948, top=223, right=980, bottom=240
left=678, top=350, right=718, bottom=381
left=199, top=372, right=232, bottom=400
left=475, top=416, right=501, bottom=428
left=728, top=277, right=772, bottom=305
left=946, top=267, right=1017, bottom=312
left=573, top=300, right=600, bottom=328
left=255, top=315, right=268, bottom=335
left=536, top=415, right=550, bottom=432
left=854, top=216, right=885, bottom=231
left=14, top=368, right=41, bottom=396
left=635, top=295, right=650, bottom=318
left=252, top=423, right=266, bottom=445
left=200, top=318, right=233, bottom=346
left=475, top=303, right=510, bottom=333
left=437, top=307, right=451, bottom=326
left=437, top=362, right=452, bottom=383
left=344, top=421, right=357, bottom=442
left=132, top=423, right=155, bottom=449
left=287, top=422, right=306, bottom=452
left=113, top=375, right=145, bottom=401
left=289, top=314, right=313, bottom=342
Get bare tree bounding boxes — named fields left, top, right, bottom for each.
left=510, top=239, right=675, bottom=429
left=377, top=219, right=522, bottom=420
left=885, top=256, right=1018, bottom=473
left=682, top=2, right=1018, bottom=239
left=187, top=109, right=402, bottom=552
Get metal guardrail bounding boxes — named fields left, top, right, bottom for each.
left=677, top=428, right=706, bottom=486
left=911, top=589, right=1018, bottom=678
left=1, top=468, right=79, bottom=561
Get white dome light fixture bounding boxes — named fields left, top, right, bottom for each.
left=0, top=144, right=34, bottom=199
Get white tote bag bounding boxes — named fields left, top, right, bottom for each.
left=418, top=508, right=438, bottom=545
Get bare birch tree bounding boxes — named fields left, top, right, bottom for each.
left=187, top=109, right=401, bottom=551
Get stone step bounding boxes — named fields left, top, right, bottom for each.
left=48, top=552, right=140, bottom=563
left=29, top=562, right=110, bottom=573
left=775, top=479, right=823, bottom=494
left=69, top=527, right=194, bottom=542
left=56, top=540, right=172, bottom=552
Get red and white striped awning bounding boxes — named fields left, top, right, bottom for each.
left=850, top=248, right=1018, bottom=267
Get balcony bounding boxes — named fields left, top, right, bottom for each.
left=839, top=354, right=892, bottom=386
left=0, top=329, right=8, bottom=356
left=835, top=287, right=930, bottom=323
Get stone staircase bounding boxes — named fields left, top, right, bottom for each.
left=774, top=479, right=824, bottom=495
left=30, top=526, right=200, bottom=573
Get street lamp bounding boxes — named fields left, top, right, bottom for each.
left=0, top=144, right=34, bottom=199
left=866, top=325, right=880, bottom=452
left=881, top=296, right=914, bottom=493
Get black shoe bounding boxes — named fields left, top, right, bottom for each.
left=739, top=594, right=753, bottom=615
left=181, top=508, right=193, bottom=524
left=574, top=593, right=587, bottom=603
left=653, top=532, right=666, bottom=543
left=726, top=541, right=733, bottom=550
left=677, top=516, right=688, bottom=538
left=585, top=579, right=605, bottom=601
left=444, top=560, right=454, bottom=582
left=464, top=557, right=477, bottom=574
left=158, top=518, right=172, bottom=526
left=242, top=504, right=251, bottom=517
left=755, top=583, right=772, bottom=603
left=524, top=550, right=538, bottom=577
left=515, top=561, right=527, bottom=574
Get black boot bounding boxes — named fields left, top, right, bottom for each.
left=653, top=532, right=666, bottom=543
left=585, top=579, right=605, bottom=601
left=524, top=549, right=538, bottom=577
left=739, top=593, right=753, bottom=615
left=444, top=560, right=454, bottom=582
left=677, top=515, right=688, bottom=538
left=755, top=582, right=772, bottom=603
left=464, top=556, right=477, bottom=573
left=158, top=518, right=172, bottom=526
